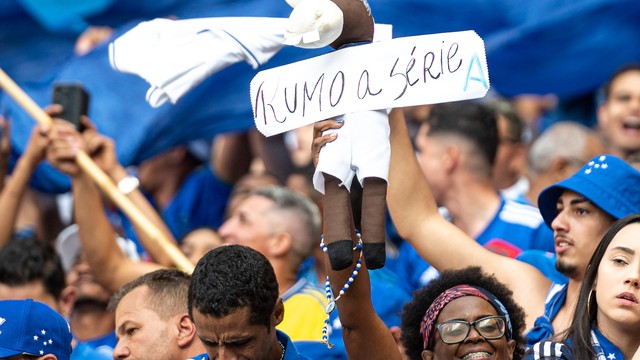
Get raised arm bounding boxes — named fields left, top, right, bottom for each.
left=47, top=120, right=161, bottom=292
left=211, top=131, right=253, bottom=185
left=324, top=225, right=402, bottom=360
left=0, top=123, right=49, bottom=249
left=311, top=118, right=402, bottom=359
left=385, top=108, right=551, bottom=329
left=81, top=124, right=180, bottom=267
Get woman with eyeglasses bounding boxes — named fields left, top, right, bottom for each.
left=323, top=232, right=527, bottom=360
left=525, top=214, right=640, bottom=360
left=400, top=266, right=526, bottom=360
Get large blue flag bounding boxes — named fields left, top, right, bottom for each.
left=1, top=0, right=639, bottom=193
left=0, top=0, right=326, bottom=193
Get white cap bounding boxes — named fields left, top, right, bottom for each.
left=55, top=224, right=140, bottom=272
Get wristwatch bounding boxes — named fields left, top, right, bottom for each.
left=117, top=175, right=140, bottom=195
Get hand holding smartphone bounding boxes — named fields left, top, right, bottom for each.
left=51, top=83, right=90, bottom=132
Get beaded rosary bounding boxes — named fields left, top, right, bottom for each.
left=319, top=232, right=364, bottom=348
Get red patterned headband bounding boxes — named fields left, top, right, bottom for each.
left=418, top=284, right=512, bottom=350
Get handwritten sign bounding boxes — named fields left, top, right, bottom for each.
left=251, top=30, right=489, bottom=137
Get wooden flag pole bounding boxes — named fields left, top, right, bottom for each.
left=0, top=68, right=194, bottom=274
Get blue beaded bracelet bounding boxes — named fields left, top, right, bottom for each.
left=319, top=233, right=363, bottom=348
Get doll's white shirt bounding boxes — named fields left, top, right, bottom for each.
left=313, top=109, right=390, bottom=193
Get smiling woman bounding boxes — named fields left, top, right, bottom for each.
left=400, top=267, right=527, bottom=360
left=525, top=213, right=640, bottom=360
left=324, top=242, right=527, bottom=360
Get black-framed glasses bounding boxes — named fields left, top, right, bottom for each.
left=436, top=315, right=506, bottom=344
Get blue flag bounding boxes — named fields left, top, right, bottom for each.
left=2, top=0, right=640, bottom=193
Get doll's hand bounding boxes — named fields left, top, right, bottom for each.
left=311, top=117, right=343, bottom=168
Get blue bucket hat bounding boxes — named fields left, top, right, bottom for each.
left=538, top=154, right=640, bottom=228
left=0, top=299, right=72, bottom=360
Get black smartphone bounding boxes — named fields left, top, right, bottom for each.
left=51, top=83, right=90, bottom=132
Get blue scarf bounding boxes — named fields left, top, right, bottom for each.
left=523, top=326, right=626, bottom=360
left=526, top=283, right=567, bottom=346
left=591, top=326, right=625, bottom=360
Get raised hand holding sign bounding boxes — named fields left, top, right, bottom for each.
left=251, top=0, right=490, bottom=272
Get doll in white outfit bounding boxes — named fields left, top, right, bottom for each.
left=286, top=0, right=389, bottom=270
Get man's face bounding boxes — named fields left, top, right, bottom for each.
left=218, top=195, right=276, bottom=255
left=192, top=306, right=279, bottom=360
left=598, top=69, right=640, bottom=155
left=180, top=228, right=223, bottom=265
left=551, top=190, right=615, bottom=280
left=66, top=253, right=112, bottom=304
left=493, top=115, right=525, bottom=190
left=414, top=124, right=448, bottom=205
left=113, top=286, right=176, bottom=360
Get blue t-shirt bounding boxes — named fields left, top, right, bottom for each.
left=71, top=331, right=117, bottom=360
left=114, top=165, right=232, bottom=255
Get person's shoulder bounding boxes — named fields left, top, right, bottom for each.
left=498, top=199, right=545, bottom=228
left=517, top=250, right=568, bottom=285
left=283, top=279, right=326, bottom=305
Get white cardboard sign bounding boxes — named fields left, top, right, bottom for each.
left=251, top=30, right=490, bottom=137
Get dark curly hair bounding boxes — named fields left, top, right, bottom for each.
left=400, top=267, right=526, bottom=360
left=188, top=245, right=279, bottom=329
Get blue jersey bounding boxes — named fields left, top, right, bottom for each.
left=478, top=199, right=554, bottom=255
left=71, top=331, right=117, bottom=360
left=393, top=198, right=554, bottom=291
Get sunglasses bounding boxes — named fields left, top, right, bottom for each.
left=436, top=315, right=506, bottom=344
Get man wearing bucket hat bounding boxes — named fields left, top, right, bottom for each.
left=524, top=154, right=640, bottom=344
left=383, top=109, right=640, bottom=348
left=0, top=299, right=73, bottom=360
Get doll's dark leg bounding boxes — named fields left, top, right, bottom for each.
left=323, top=173, right=354, bottom=270
left=361, top=177, right=387, bottom=269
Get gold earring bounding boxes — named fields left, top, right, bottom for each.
left=587, top=290, right=594, bottom=321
